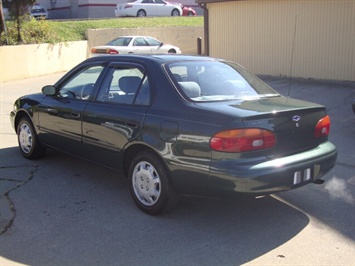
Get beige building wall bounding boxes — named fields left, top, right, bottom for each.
left=207, top=0, right=355, bottom=81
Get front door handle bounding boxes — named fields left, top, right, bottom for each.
left=126, top=120, right=138, bottom=128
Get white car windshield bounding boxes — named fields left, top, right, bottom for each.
left=167, top=61, right=280, bottom=102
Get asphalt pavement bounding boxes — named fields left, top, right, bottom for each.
left=0, top=72, right=354, bottom=265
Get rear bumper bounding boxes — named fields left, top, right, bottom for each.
left=209, top=141, right=337, bottom=195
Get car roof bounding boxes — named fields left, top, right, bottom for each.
left=85, top=54, right=218, bottom=64
left=115, top=36, right=156, bottom=39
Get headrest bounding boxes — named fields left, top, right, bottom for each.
left=178, top=81, right=201, bottom=98
left=119, top=76, right=141, bottom=94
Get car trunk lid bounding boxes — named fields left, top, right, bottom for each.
left=197, top=96, right=329, bottom=157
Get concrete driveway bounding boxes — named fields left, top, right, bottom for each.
left=0, top=73, right=354, bottom=265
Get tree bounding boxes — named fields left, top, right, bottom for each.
left=0, top=1, right=5, bottom=35
left=9, top=0, right=36, bottom=43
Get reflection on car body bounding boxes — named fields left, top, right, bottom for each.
left=10, top=54, right=337, bottom=215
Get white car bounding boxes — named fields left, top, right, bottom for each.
left=30, top=4, right=48, bottom=19
left=115, top=0, right=182, bottom=17
left=91, top=36, right=182, bottom=56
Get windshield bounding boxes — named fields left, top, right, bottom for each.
left=166, top=61, right=280, bottom=102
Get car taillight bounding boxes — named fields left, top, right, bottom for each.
left=124, top=4, right=133, bottom=9
left=210, top=128, right=276, bottom=152
left=106, top=49, right=119, bottom=54
left=314, top=115, right=330, bottom=137
left=91, top=48, right=119, bottom=54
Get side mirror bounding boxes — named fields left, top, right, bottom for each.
left=42, top=85, right=56, bottom=96
left=159, top=42, right=164, bottom=47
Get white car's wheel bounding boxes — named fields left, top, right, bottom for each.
left=171, top=9, right=180, bottom=16
left=137, top=10, right=146, bottom=17
left=129, top=151, right=179, bottom=215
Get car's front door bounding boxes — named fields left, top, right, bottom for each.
left=81, top=63, right=151, bottom=170
left=153, top=0, right=168, bottom=16
left=38, top=64, right=106, bottom=155
left=145, top=37, right=162, bottom=53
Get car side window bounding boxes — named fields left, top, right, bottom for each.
left=133, top=37, right=147, bottom=46
left=146, top=37, right=161, bottom=46
left=96, top=66, right=150, bottom=106
left=58, top=65, right=104, bottom=101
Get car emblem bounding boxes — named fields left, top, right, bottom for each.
left=292, top=115, right=301, bottom=122
left=293, top=115, right=301, bottom=127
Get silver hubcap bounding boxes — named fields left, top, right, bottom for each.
left=19, top=123, right=33, bottom=154
left=132, top=161, right=161, bottom=206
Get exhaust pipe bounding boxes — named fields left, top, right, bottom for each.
left=314, top=179, right=325, bottom=185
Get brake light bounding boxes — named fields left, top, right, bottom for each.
left=314, top=115, right=330, bottom=137
left=106, top=49, right=119, bottom=54
left=210, top=129, right=276, bottom=152
left=124, top=4, right=133, bottom=9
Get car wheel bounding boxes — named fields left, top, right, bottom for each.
left=17, top=117, right=46, bottom=159
left=129, top=151, right=179, bottom=215
left=188, top=11, right=194, bottom=16
left=137, top=10, right=146, bottom=17
left=171, top=9, right=180, bottom=16
left=167, top=49, right=176, bottom=54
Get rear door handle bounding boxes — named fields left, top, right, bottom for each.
left=71, top=112, right=81, bottom=118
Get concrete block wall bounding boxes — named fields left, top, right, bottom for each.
left=0, top=41, right=88, bottom=83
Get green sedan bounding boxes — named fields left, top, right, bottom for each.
left=10, top=54, right=337, bottom=214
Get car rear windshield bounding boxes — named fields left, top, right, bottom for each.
left=31, top=8, right=45, bottom=13
left=107, top=37, right=132, bottom=46
left=167, top=61, right=280, bottom=102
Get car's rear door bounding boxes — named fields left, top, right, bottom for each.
left=81, top=63, right=151, bottom=170
left=132, top=37, right=151, bottom=53
left=38, top=63, right=106, bottom=155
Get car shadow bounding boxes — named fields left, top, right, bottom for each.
left=0, top=147, right=309, bottom=265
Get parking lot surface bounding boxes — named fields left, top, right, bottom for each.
left=0, top=73, right=354, bottom=265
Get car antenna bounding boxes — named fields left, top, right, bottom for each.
left=288, top=14, right=298, bottom=98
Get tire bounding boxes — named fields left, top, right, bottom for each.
left=128, top=151, right=179, bottom=215
left=171, top=9, right=180, bottom=16
left=17, top=117, right=46, bottom=160
left=137, top=10, right=146, bottom=17
left=167, top=49, right=176, bottom=54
